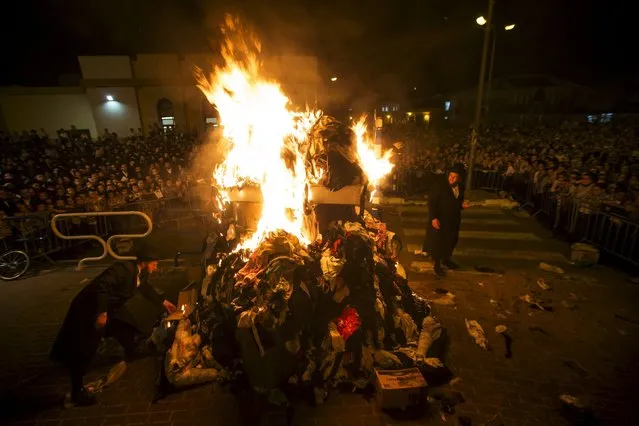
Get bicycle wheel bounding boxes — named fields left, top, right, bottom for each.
left=0, top=250, right=30, bottom=281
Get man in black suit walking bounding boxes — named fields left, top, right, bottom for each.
left=423, top=168, right=471, bottom=277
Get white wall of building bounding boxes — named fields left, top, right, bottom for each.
left=78, top=56, right=133, bottom=79
left=85, top=87, right=141, bottom=136
left=0, top=90, right=97, bottom=137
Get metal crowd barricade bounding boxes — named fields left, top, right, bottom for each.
left=582, top=210, right=639, bottom=265
left=500, top=180, right=639, bottom=265
left=471, top=170, right=505, bottom=192
left=51, top=211, right=153, bottom=270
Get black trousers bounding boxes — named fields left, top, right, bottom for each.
left=69, top=318, right=137, bottom=394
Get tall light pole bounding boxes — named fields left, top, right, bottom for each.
left=485, top=23, right=516, bottom=117
left=466, top=0, right=495, bottom=191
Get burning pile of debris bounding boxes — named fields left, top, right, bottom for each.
left=154, top=212, right=444, bottom=403
left=149, top=15, right=444, bottom=406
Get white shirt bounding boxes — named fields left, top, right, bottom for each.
left=452, top=186, right=459, bottom=199
left=136, top=265, right=142, bottom=287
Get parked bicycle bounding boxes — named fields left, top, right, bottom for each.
left=0, top=214, right=56, bottom=281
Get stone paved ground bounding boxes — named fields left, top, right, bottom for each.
left=1, top=200, right=639, bottom=425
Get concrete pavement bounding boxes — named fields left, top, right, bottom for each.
left=1, top=198, right=638, bottom=425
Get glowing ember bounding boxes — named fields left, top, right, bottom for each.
left=352, top=118, right=394, bottom=199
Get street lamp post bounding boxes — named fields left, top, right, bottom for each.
left=486, top=24, right=515, bottom=118
left=466, top=0, right=495, bottom=191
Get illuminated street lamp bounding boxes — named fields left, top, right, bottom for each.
left=330, top=76, right=338, bottom=82
left=486, top=23, right=517, bottom=118
left=467, top=0, right=495, bottom=191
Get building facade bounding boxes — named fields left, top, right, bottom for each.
left=0, top=53, right=321, bottom=139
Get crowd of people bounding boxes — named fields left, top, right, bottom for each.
left=2, top=120, right=639, bottom=233
left=397, top=122, right=639, bottom=223
left=0, top=126, right=213, bottom=221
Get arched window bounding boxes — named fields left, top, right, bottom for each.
left=202, top=97, right=220, bottom=128
left=157, top=98, right=175, bottom=130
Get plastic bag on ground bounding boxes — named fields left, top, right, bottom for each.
left=539, top=262, right=564, bottom=274
left=416, top=316, right=442, bottom=361
left=465, top=319, right=488, bottom=350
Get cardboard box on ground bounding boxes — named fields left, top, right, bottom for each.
left=375, top=368, right=427, bottom=409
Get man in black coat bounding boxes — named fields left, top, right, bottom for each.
left=423, top=169, right=470, bottom=277
left=50, top=251, right=177, bottom=406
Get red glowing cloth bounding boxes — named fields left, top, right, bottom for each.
left=336, top=307, right=361, bottom=341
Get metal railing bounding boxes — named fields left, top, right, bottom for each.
left=51, top=211, right=153, bottom=270
left=503, top=176, right=639, bottom=266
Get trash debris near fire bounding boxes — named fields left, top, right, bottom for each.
left=537, top=277, right=551, bottom=291
left=495, top=325, right=508, bottom=334
left=465, top=319, right=488, bottom=350
left=426, top=290, right=457, bottom=306
left=538, top=262, right=565, bottom=274
left=520, top=294, right=546, bottom=311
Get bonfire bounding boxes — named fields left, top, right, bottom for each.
left=154, top=15, right=442, bottom=404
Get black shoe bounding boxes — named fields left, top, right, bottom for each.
left=434, top=262, right=446, bottom=277
left=70, top=387, right=98, bottom=407
left=443, top=260, right=460, bottom=270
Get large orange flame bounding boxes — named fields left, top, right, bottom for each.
left=352, top=117, right=394, bottom=199
left=196, top=16, right=394, bottom=249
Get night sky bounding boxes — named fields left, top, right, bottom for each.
left=1, top=0, right=636, bottom=97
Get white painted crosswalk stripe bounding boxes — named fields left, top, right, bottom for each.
left=402, top=218, right=519, bottom=226
left=406, top=244, right=566, bottom=261
left=403, top=229, right=541, bottom=240
left=399, top=206, right=508, bottom=215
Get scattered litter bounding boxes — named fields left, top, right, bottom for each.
left=80, top=278, right=90, bottom=285
left=449, top=377, right=462, bottom=386
left=559, top=394, right=584, bottom=408
left=424, top=358, right=445, bottom=368
left=570, top=243, right=599, bottom=266
left=433, top=390, right=465, bottom=416
left=495, top=325, right=508, bottom=334
left=489, top=299, right=510, bottom=319
left=465, top=319, right=488, bottom=350
left=474, top=265, right=503, bottom=274
left=520, top=294, right=545, bottom=311
left=538, top=262, right=564, bottom=274
left=477, top=282, right=484, bottom=287
left=562, top=360, right=589, bottom=378
left=428, top=291, right=457, bottom=306
left=417, top=316, right=442, bottom=361
left=559, top=394, right=601, bottom=425
left=536, top=277, right=551, bottom=291
left=85, top=361, right=127, bottom=394
left=411, top=261, right=433, bottom=273
left=614, top=313, right=639, bottom=326
left=561, top=300, right=578, bottom=310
